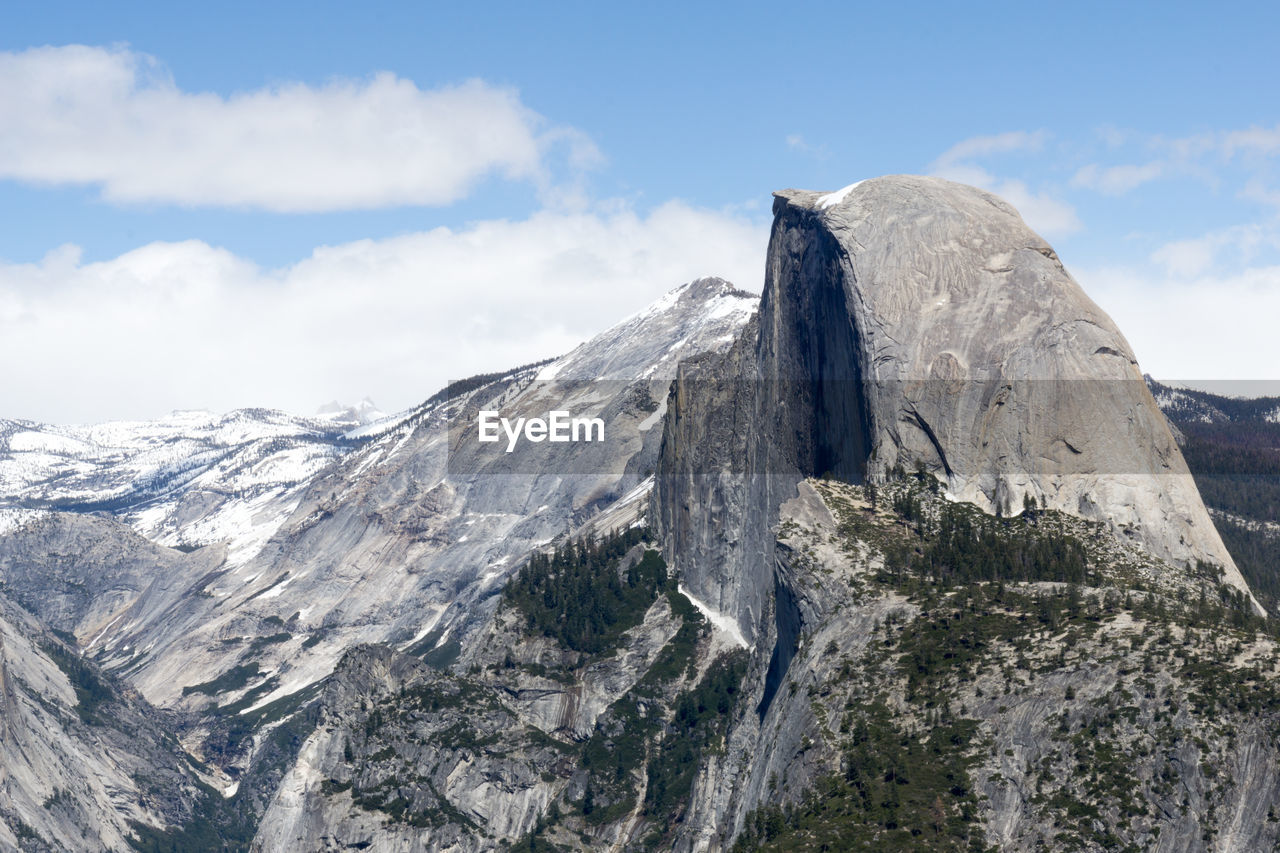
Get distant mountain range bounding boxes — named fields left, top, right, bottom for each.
left=1, top=178, right=1278, bottom=851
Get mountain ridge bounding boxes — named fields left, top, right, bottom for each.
left=1, top=179, right=1276, bottom=851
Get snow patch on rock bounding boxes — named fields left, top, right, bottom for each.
left=816, top=180, right=864, bottom=209
left=678, top=583, right=748, bottom=649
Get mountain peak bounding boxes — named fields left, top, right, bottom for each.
left=659, top=175, right=1261, bottom=643
left=537, top=276, right=757, bottom=382
left=675, top=275, right=755, bottom=301
left=315, top=397, right=385, bottom=425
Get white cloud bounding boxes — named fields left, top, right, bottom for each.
left=784, top=133, right=829, bottom=159
left=1242, top=178, right=1280, bottom=207
left=0, top=45, right=597, bottom=212
left=1069, top=123, right=1280, bottom=199
left=1071, top=161, right=1166, bottom=195
left=0, top=203, right=766, bottom=423
left=1097, top=126, right=1133, bottom=149
left=932, top=130, right=1048, bottom=171
left=1149, top=223, right=1280, bottom=279
left=1082, top=263, right=1280, bottom=381
left=930, top=154, right=1080, bottom=238
left=1223, top=125, right=1280, bottom=157
left=1150, top=237, right=1217, bottom=279
left=983, top=178, right=1082, bottom=238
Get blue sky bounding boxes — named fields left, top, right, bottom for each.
left=2, top=1, right=1279, bottom=421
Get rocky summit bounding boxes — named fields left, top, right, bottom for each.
left=2, top=178, right=1279, bottom=852
left=659, top=175, right=1256, bottom=651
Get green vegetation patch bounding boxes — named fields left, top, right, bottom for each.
left=573, top=649, right=748, bottom=842
left=735, top=705, right=984, bottom=852
left=879, top=491, right=1087, bottom=589
left=181, top=662, right=261, bottom=697
left=504, top=527, right=665, bottom=657
left=41, top=640, right=114, bottom=725
left=644, top=652, right=749, bottom=824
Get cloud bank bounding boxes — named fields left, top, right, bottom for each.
left=0, top=203, right=767, bottom=423
left=0, top=45, right=597, bottom=211
left=1082, top=261, right=1280, bottom=384
left=2, top=44, right=1274, bottom=424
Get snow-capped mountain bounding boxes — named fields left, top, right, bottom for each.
left=314, top=397, right=387, bottom=427
left=3, top=182, right=1279, bottom=852
left=0, top=407, right=374, bottom=563
left=1147, top=376, right=1280, bottom=425
left=0, top=277, right=758, bottom=717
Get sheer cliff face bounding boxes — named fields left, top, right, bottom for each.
left=659, top=175, right=1257, bottom=641
left=0, top=595, right=208, bottom=851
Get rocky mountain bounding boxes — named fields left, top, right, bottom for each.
left=705, top=477, right=1280, bottom=852
left=0, top=407, right=380, bottom=565
left=0, top=591, right=211, bottom=852
left=315, top=398, right=388, bottom=428
left=235, top=474, right=1280, bottom=852
left=1, top=178, right=1277, bottom=851
left=658, top=177, right=1257, bottom=654
left=0, top=276, right=758, bottom=847
left=40, top=276, right=754, bottom=711
left=1148, top=379, right=1280, bottom=427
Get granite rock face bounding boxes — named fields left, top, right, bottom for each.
left=0, top=277, right=759, bottom=850
left=0, top=512, right=225, bottom=647
left=0, top=593, right=209, bottom=851
left=0, top=277, right=756, bottom=714
left=654, top=315, right=770, bottom=641
left=658, top=175, right=1258, bottom=646
left=694, top=479, right=1280, bottom=853
left=1, top=180, right=1269, bottom=851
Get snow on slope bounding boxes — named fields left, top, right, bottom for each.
left=0, top=407, right=383, bottom=562
left=537, top=277, right=757, bottom=382
left=1148, top=376, right=1280, bottom=426
left=0, top=277, right=762, bottom=718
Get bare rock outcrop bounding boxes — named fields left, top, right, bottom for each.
left=658, top=175, right=1259, bottom=643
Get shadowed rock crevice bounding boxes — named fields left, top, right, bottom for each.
left=804, top=227, right=874, bottom=485
left=755, top=570, right=801, bottom=721
left=756, top=196, right=874, bottom=487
